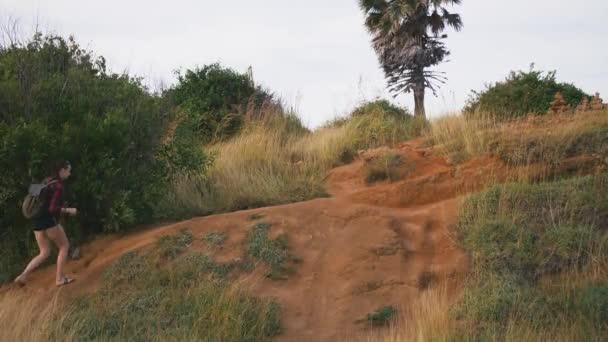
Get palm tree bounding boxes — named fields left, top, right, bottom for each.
left=360, top=0, right=463, bottom=117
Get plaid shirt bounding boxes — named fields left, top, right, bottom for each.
left=43, top=176, right=65, bottom=218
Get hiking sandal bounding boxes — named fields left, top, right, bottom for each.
left=56, top=277, right=75, bottom=287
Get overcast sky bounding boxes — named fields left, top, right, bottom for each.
left=2, top=0, right=607, bottom=128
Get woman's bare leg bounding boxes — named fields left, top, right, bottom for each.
left=15, top=230, right=51, bottom=283
left=45, top=225, right=71, bottom=284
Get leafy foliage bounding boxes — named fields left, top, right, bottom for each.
left=0, top=33, right=208, bottom=282
left=464, top=68, right=589, bottom=118
left=170, top=63, right=278, bottom=142
left=349, top=99, right=422, bottom=145
left=351, top=99, right=411, bottom=119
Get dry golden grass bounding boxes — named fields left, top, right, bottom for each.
left=427, top=109, right=608, bottom=165
left=365, top=286, right=455, bottom=342
left=427, top=111, right=499, bottom=161
left=0, top=291, right=73, bottom=342
left=159, top=106, right=416, bottom=216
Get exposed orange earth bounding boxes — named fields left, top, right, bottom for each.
left=6, top=129, right=602, bottom=341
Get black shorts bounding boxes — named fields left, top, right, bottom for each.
left=33, top=214, right=58, bottom=231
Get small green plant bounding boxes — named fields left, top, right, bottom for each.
left=101, top=251, right=150, bottom=285
left=156, top=229, right=194, bottom=260
left=365, top=153, right=404, bottom=183
left=366, top=306, right=397, bottom=326
left=577, top=283, right=608, bottom=324
left=204, top=232, right=228, bottom=247
left=249, top=213, right=265, bottom=221
left=338, top=147, right=356, bottom=165
left=246, top=222, right=299, bottom=280
left=178, top=253, right=234, bottom=280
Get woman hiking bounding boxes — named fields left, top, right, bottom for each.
left=14, top=161, right=78, bottom=287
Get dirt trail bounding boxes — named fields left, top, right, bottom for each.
left=5, top=139, right=498, bottom=341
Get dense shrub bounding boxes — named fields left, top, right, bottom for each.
left=0, top=33, right=208, bottom=282
left=464, top=69, right=589, bottom=118
left=328, top=99, right=425, bottom=137
left=348, top=99, right=423, bottom=146
left=169, top=63, right=279, bottom=142
left=351, top=99, right=411, bottom=119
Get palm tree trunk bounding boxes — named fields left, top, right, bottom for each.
left=413, top=81, right=425, bottom=118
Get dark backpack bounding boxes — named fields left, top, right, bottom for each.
left=22, top=179, right=57, bottom=219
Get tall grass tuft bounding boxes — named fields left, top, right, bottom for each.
left=158, top=101, right=420, bottom=216
left=427, top=109, right=608, bottom=166
left=366, top=286, right=455, bottom=342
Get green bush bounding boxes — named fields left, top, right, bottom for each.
left=347, top=99, right=423, bottom=145
left=464, top=68, right=589, bottom=118
left=170, top=63, right=279, bottom=142
left=0, top=33, right=208, bottom=282
left=578, top=283, right=608, bottom=324
left=351, top=99, right=411, bottom=119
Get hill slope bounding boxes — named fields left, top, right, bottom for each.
left=5, top=111, right=606, bottom=341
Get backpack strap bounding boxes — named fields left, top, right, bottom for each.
left=28, top=180, right=59, bottom=196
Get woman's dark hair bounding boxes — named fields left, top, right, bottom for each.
left=53, top=160, right=71, bottom=174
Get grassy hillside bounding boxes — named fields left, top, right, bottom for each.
left=3, top=108, right=608, bottom=341
left=373, top=109, right=608, bottom=341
